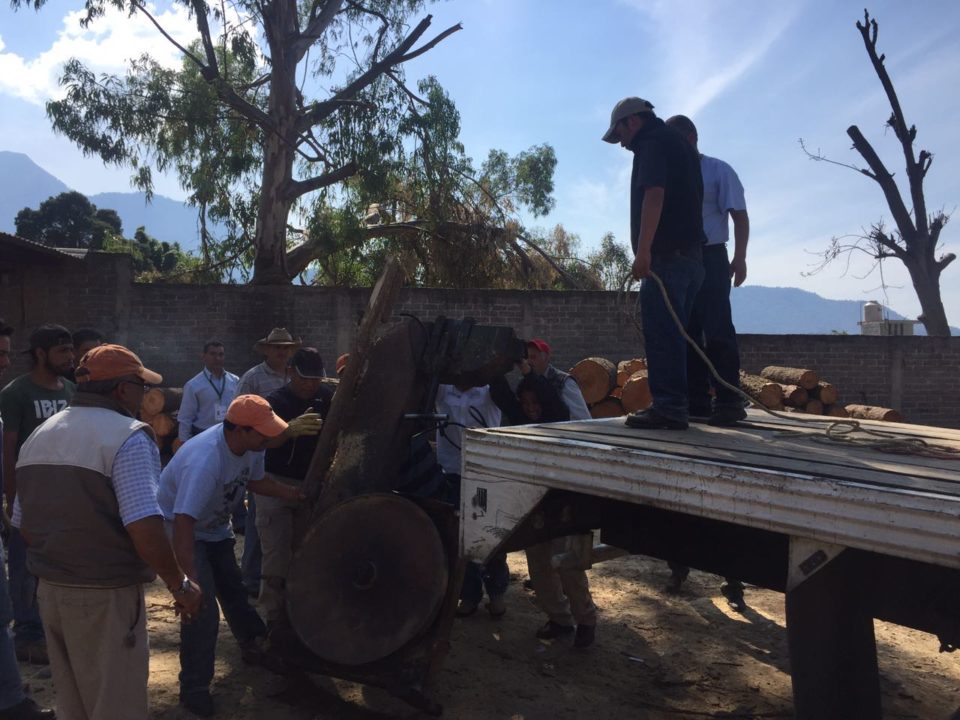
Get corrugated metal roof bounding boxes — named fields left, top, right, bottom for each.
left=0, top=231, right=84, bottom=261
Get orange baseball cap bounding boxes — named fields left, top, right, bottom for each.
left=225, top=395, right=288, bottom=437
left=74, top=344, right=163, bottom=385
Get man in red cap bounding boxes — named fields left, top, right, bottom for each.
left=525, top=339, right=590, bottom=421
left=158, top=394, right=307, bottom=717
left=13, top=344, right=203, bottom=720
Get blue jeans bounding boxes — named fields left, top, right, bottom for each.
left=180, top=538, right=266, bottom=695
left=686, top=244, right=742, bottom=411
left=639, top=251, right=705, bottom=422
left=461, top=554, right=509, bottom=604
left=0, top=539, right=25, bottom=710
left=6, top=529, right=44, bottom=645
left=240, top=493, right=261, bottom=593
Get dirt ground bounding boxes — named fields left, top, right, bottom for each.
left=18, top=550, right=960, bottom=719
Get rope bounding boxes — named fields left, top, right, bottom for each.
left=646, top=270, right=960, bottom=461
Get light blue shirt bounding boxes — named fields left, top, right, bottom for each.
left=700, top=154, right=747, bottom=247
left=178, top=369, right=240, bottom=441
left=157, top=424, right=265, bottom=541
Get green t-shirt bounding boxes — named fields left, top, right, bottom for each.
left=0, top=374, right=76, bottom=455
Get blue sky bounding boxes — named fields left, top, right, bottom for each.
left=1, top=0, right=958, bottom=327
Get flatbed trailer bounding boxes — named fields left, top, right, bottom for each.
left=459, top=410, right=960, bottom=720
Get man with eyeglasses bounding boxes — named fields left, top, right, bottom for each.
left=12, top=344, right=203, bottom=720
left=0, top=324, right=77, bottom=665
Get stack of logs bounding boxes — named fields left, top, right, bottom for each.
left=741, top=366, right=903, bottom=422
left=140, top=387, right=183, bottom=449
left=570, top=357, right=650, bottom=418
left=568, top=358, right=903, bottom=423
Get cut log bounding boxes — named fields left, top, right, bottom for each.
left=804, top=399, right=824, bottom=415
left=824, top=404, right=849, bottom=418
left=570, top=357, right=617, bottom=405
left=760, top=366, right=819, bottom=391
left=590, top=397, right=625, bottom=419
left=141, top=387, right=183, bottom=417
left=845, top=404, right=903, bottom=423
left=739, top=371, right=784, bottom=409
left=620, top=371, right=652, bottom=413
left=610, top=386, right=623, bottom=399
left=616, top=358, right=647, bottom=386
left=149, top=413, right=176, bottom=439
left=781, top=384, right=809, bottom=408
left=811, top=382, right=838, bottom=406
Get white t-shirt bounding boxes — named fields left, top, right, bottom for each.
left=157, top=424, right=265, bottom=541
left=435, top=385, right=501, bottom=476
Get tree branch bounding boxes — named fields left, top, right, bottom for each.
left=846, top=125, right=915, bottom=236
left=130, top=1, right=207, bottom=71
left=293, top=0, right=345, bottom=63
left=856, top=9, right=928, bottom=234
left=283, top=161, right=358, bottom=203
left=295, top=15, right=461, bottom=133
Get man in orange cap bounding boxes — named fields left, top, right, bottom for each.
left=158, top=394, right=306, bottom=717
left=13, top=344, right=203, bottom=720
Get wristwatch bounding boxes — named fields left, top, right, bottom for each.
left=169, top=575, right=192, bottom=596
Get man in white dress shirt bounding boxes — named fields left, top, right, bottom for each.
left=178, top=341, right=239, bottom=442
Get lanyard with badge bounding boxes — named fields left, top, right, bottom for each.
left=205, top=370, right=228, bottom=421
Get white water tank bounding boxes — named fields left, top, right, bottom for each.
left=863, top=301, right=883, bottom=323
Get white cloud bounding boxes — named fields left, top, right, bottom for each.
left=0, top=3, right=197, bottom=105
left=617, top=0, right=801, bottom=116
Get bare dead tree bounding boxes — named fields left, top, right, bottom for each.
left=802, top=9, right=954, bottom=336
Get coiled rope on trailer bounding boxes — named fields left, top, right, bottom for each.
left=645, top=270, right=960, bottom=461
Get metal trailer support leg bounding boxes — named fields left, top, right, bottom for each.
left=785, top=551, right=881, bottom=720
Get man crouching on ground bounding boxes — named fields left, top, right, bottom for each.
left=13, top=344, right=203, bottom=719
left=158, top=395, right=306, bottom=717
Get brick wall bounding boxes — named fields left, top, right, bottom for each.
left=2, top=251, right=958, bottom=427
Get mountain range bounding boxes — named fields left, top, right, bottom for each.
left=1, top=151, right=953, bottom=335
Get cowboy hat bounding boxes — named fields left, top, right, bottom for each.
left=254, top=327, right=302, bottom=351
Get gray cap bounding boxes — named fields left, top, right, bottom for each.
left=602, top=97, right=655, bottom=143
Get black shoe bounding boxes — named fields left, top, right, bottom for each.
left=456, top=599, right=479, bottom=617
left=239, top=635, right=266, bottom=665
left=707, top=406, right=747, bottom=427
left=0, top=697, right=56, bottom=719
left=625, top=408, right=688, bottom=430
left=688, top=404, right=712, bottom=419
left=573, top=624, right=596, bottom=649
left=535, top=620, right=575, bottom=640
left=180, top=690, right=215, bottom=717
left=720, top=580, right=746, bottom=612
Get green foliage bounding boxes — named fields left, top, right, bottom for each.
left=15, top=191, right=123, bottom=249
left=585, top=233, right=634, bottom=290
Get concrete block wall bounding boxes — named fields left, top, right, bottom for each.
left=2, top=251, right=957, bottom=427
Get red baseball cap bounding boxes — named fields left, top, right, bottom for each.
left=75, top=344, right=163, bottom=385
left=527, top=339, right=551, bottom=355
left=225, top=395, right=288, bottom=437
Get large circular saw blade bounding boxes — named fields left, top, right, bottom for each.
left=286, top=493, right=449, bottom=666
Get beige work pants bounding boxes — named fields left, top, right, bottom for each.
left=37, top=580, right=149, bottom=720
left=255, top=477, right=301, bottom=624
left=525, top=538, right=598, bottom=627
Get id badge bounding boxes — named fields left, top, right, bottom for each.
left=215, top=405, right=226, bottom=421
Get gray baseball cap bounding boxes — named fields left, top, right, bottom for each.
left=602, top=97, right=655, bottom=143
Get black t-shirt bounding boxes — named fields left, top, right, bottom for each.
left=264, top=384, right=334, bottom=480
left=628, top=117, right=706, bottom=257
